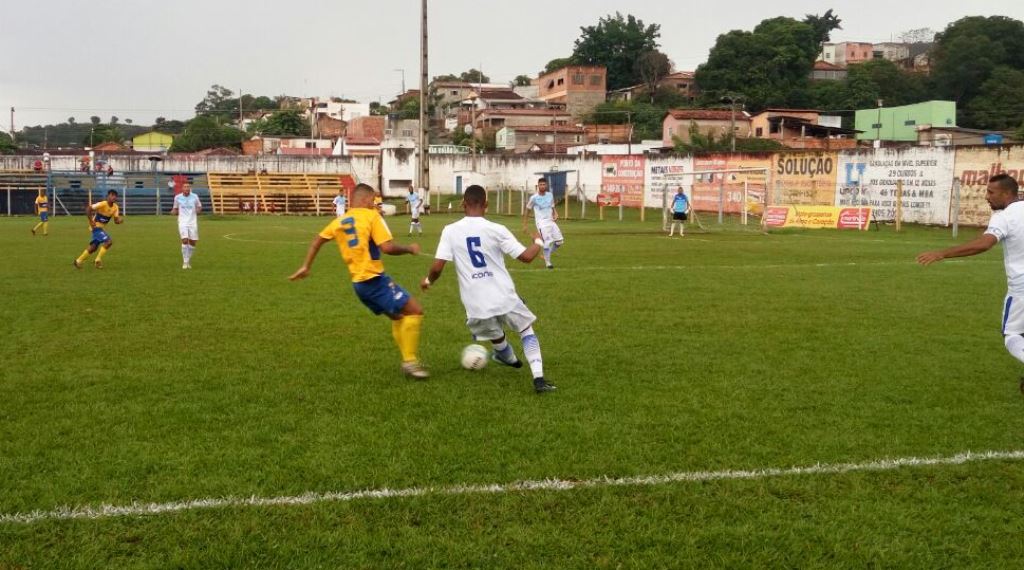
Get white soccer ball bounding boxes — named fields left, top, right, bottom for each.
left=461, top=344, right=489, bottom=371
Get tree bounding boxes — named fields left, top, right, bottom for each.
left=803, top=9, right=842, bottom=47
left=459, top=69, right=489, bottom=83
left=570, top=12, right=661, bottom=91
left=84, top=125, right=123, bottom=147
left=369, top=101, right=388, bottom=116
left=931, top=16, right=1024, bottom=110
left=110, top=116, right=119, bottom=125
left=260, top=109, right=311, bottom=136
left=512, top=75, right=533, bottom=87
left=964, top=67, right=1024, bottom=130
left=696, top=17, right=819, bottom=111
left=171, top=116, right=244, bottom=152
left=635, top=50, right=672, bottom=103
left=397, top=98, right=420, bottom=120
left=90, top=116, right=101, bottom=125
left=153, top=118, right=187, bottom=134
left=543, top=57, right=573, bottom=74
left=67, top=117, right=76, bottom=125
left=195, top=84, right=238, bottom=121
left=0, top=131, right=16, bottom=154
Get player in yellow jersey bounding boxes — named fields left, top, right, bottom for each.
left=74, top=190, right=123, bottom=269
left=31, top=190, right=50, bottom=236
left=290, top=184, right=429, bottom=379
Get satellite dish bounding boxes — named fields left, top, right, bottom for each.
left=463, top=124, right=473, bottom=135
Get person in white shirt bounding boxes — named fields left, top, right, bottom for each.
left=422, top=184, right=556, bottom=393
left=332, top=189, right=347, bottom=217
left=170, top=183, right=203, bottom=269
left=522, top=177, right=564, bottom=269
left=918, top=173, right=1024, bottom=388
left=406, top=185, right=423, bottom=236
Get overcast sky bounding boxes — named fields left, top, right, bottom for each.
left=2, top=0, right=1023, bottom=128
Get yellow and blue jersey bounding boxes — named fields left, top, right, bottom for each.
left=35, top=195, right=49, bottom=213
left=319, top=207, right=394, bottom=283
left=91, top=201, right=119, bottom=228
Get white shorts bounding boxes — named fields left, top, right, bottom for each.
left=1002, top=294, right=1024, bottom=335
left=466, top=301, right=537, bottom=341
left=335, top=208, right=346, bottom=217
left=179, top=224, right=199, bottom=241
left=536, top=219, right=563, bottom=246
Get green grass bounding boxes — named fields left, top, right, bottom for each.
left=2, top=212, right=1023, bottom=568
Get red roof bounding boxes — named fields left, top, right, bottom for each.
left=477, top=89, right=523, bottom=101
left=479, top=108, right=572, bottom=117
left=344, top=136, right=381, bottom=145
left=666, top=109, right=746, bottom=121
left=813, top=61, right=845, bottom=71
left=511, top=125, right=585, bottom=133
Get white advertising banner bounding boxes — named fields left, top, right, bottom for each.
left=645, top=156, right=694, bottom=209
left=834, top=148, right=955, bottom=225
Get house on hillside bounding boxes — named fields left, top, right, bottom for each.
left=810, top=61, right=847, bottom=81
left=662, top=109, right=751, bottom=147
left=749, top=109, right=859, bottom=149
left=496, top=125, right=585, bottom=154
left=607, top=71, right=699, bottom=102
left=535, top=65, right=607, bottom=118
left=132, top=132, right=173, bottom=153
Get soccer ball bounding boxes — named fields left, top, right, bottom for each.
left=461, top=344, right=489, bottom=371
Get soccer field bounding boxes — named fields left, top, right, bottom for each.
left=3, top=213, right=1024, bottom=568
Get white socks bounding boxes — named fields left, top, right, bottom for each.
left=181, top=244, right=195, bottom=264
left=1005, top=335, right=1024, bottom=364
left=520, top=326, right=543, bottom=379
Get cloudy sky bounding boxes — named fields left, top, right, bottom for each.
left=2, top=0, right=1022, bottom=128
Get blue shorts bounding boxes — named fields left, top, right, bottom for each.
left=90, top=228, right=111, bottom=246
left=40, top=212, right=49, bottom=222
left=353, top=274, right=411, bottom=317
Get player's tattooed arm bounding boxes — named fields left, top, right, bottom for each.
left=379, top=241, right=421, bottom=257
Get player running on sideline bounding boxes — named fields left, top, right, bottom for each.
left=406, top=185, right=423, bottom=236
left=918, top=174, right=1024, bottom=390
left=668, top=186, right=690, bottom=237
left=290, top=183, right=429, bottom=379
left=32, top=189, right=50, bottom=236
left=74, top=189, right=122, bottom=269
left=522, top=177, right=564, bottom=269
left=422, top=185, right=556, bottom=393
left=171, top=183, right=203, bottom=269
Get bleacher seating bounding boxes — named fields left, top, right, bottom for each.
left=207, top=172, right=356, bottom=215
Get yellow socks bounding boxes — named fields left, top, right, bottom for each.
left=96, top=245, right=109, bottom=261
left=391, top=315, right=423, bottom=363
left=76, top=249, right=92, bottom=263
left=32, top=222, right=43, bottom=233
left=42, top=222, right=48, bottom=235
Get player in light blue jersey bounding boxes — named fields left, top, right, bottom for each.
left=668, top=187, right=690, bottom=237
left=171, top=183, right=203, bottom=269
left=406, top=186, right=423, bottom=236
left=522, top=178, right=564, bottom=269
left=332, top=189, right=347, bottom=217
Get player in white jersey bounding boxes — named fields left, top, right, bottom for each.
left=422, top=185, right=556, bottom=393
left=406, top=185, right=423, bottom=236
left=522, top=177, right=564, bottom=269
left=170, top=183, right=203, bottom=269
left=332, top=189, right=347, bottom=217
left=918, top=174, right=1024, bottom=390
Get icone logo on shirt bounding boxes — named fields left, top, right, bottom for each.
left=471, top=271, right=495, bottom=280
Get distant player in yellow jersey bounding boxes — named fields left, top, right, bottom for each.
left=290, top=184, right=429, bottom=379
left=74, top=190, right=123, bottom=269
left=31, top=190, right=50, bottom=236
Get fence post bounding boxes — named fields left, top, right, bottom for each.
left=896, top=180, right=903, bottom=233
left=952, top=178, right=961, bottom=238
left=718, top=175, right=725, bottom=224
left=742, top=181, right=749, bottom=226
left=6, top=188, right=9, bottom=216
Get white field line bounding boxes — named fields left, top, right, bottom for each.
left=1, top=449, right=1021, bottom=525
left=222, top=232, right=311, bottom=245
left=509, top=259, right=995, bottom=273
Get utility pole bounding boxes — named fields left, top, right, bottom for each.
left=627, top=111, right=633, bottom=155
left=239, top=88, right=244, bottom=129
left=418, top=0, right=429, bottom=193
left=722, top=94, right=743, bottom=152
left=394, top=69, right=406, bottom=95
left=9, top=107, right=13, bottom=137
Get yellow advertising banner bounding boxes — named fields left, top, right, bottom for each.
left=773, top=151, right=840, bottom=205
left=764, top=205, right=872, bottom=230
left=953, top=146, right=1024, bottom=226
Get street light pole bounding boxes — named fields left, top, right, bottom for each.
left=394, top=69, right=406, bottom=95
left=418, top=0, right=430, bottom=194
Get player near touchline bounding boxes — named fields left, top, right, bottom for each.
left=522, top=177, right=564, bottom=270
left=290, top=183, right=429, bottom=380
left=32, top=189, right=50, bottom=236
left=333, top=188, right=347, bottom=217
left=668, top=186, right=691, bottom=237
left=422, top=184, right=557, bottom=393
left=170, top=183, right=203, bottom=269
left=74, top=189, right=122, bottom=269
left=406, top=185, right=423, bottom=236
left=917, top=174, right=1024, bottom=390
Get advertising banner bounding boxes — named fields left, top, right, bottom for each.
left=773, top=151, right=839, bottom=205
left=601, top=155, right=646, bottom=208
left=764, top=206, right=872, bottom=230
left=646, top=156, right=693, bottom=209
left=835, top=148, right=954, bottom=225
left=953, top=146, right=1024, bottom=226
left=691, top=153, right=772, bottom=214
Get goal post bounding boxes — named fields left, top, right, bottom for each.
left=655, top=167, right=770, bottom=232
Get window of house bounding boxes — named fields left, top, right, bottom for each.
left=904, top=120, right=916, bottom=126
left=590, top=75, right=602, bottom=86
left=573, top=73, right=584, bottom=85
left=545, top=134, right=554, bottom=143
left=305, top=141, right=316, bottom=149
left=872, top=123, right=882, bottom=129
left=770, top=122, right=780, bottom=134
left=450, top=90, right=458, bottom=96
left=575, top=135, right=582, bottom=143
left=557, top=78, right=564, bottom=86
left=402, top=129, right=413, bottom=137
left=756, top=127, right=764, bottom=137
left=548, top=80, right=555, bottom=89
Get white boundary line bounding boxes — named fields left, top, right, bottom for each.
left=509, top=259, right=993, bottom=273
left=2, top=449, right=1021, bottom=525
